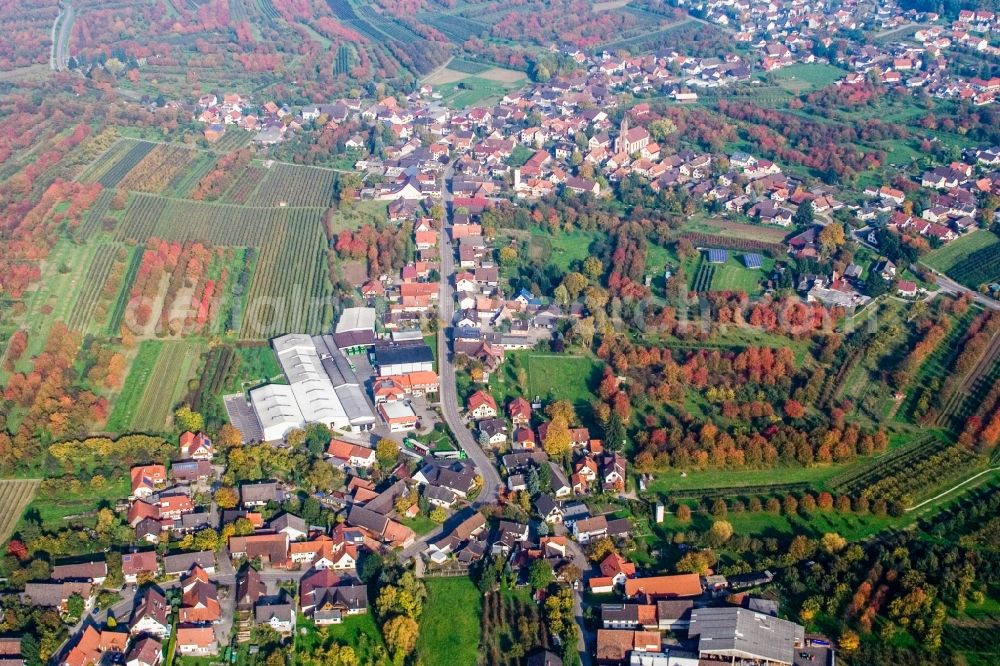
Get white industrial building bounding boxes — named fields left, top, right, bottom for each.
left=249, top=334, right=376, bottom=441
left=335, top=307, right=377, bottom=334
left=374, top=344, right=434, bottom=377
left=250, top=384, right=305, bottom=442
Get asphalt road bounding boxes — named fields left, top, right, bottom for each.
left=436, top=164, right=502, bottom=505
left=51, top=3, right=74, bottom=71
left=566, top=539, right=595, bottom=666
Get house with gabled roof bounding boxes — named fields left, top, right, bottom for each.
left=467, top=390, right=498, bottom=420
left=130, top=587, right=170, bottom=638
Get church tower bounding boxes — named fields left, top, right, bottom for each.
left=616, top=116, right=629, bottom=154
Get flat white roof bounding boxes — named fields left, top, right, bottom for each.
left=250, top=384, right=304, bottom=433
left=335, top=307, right=377, bottom=334
left=380, top=401, right=416, bottom=420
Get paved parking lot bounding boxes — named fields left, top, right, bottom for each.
left=224, top=394, right=263, bottom=442
left=794, top=641, right=834, bottom=666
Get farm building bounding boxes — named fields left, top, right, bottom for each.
left=706, top=249, right=728, bottom=264
left=250, top=334, right=376, bottom=440
left=742, top=253, right=763, bottom=269
left=334, top=308, right=378, bottom=352
left=375, top=344, right=434, bottom=376
left=687, top=607, right=804, bottom=666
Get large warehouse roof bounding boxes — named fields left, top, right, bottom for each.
left=249, top=384, right=304, bottom=441
left=250, top=334, right=376, bottom=437
left=335, top=307, right=377, bottom=334
left=688, top=607, right=804, bottom=666
left=375, top=344, right=434, bottom=368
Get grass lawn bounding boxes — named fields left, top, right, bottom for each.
left=399, top=514, right=439, bottom=535
left=642, top=464, right=846, bottom=495
left=770, top=63, right=846, bottom=93
left=923, top=229, right=1000, bottom=273
left=424, top=333, right=438, bottom=372
left=417, top=577, right=482, bottom=666
left=656, top=506, right=898, bottom=542
left=107, top=340, right=163, bottom=432
left=22, top=474, right=130, bottom=525
left=435, top=76, right=522, bottom=108
left=295, top=612, right=385, bottom=663
left=492, top=352, right=603, bottom=411
left=536, top=228, right=599, bottom=272
left=416, top=427, right=456, bottom=452
left=709, top=256, right=769, bottom=293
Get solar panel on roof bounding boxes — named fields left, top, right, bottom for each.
left=743, top=253, right=763, bottom=269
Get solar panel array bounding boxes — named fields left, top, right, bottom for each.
left=707, top=248, right=728, bottom=264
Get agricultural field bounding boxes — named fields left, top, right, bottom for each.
left=245, top=162, right=337, bottom=208
left=924, top=229, right=1000, bottom=274
left=939, top=234, right=1000, bottom=289
left=0, top=479, right=41, bottom=542
left=426, top=69, right=527, bottom=108
left=108, top=340, right=205, bottom=434
left=417, top=577, right=482, bottom=666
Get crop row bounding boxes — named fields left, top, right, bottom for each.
left=239, top=211, right=332, bottom=337
left=255, top=0, right=278, bottom=21
left=856, top=443, right=979, bottom=505
left=131, top=342, right=204, bottom=432
left=936, top=332, right=1000, bottom=427
left=245, top=163, right=336, bottom=208
left=74, top=189, right=115, bottom=241
left=0, top=480, right=41, bottom=542
left=67, top=243, right=119, bottom=331
left=828, top=434, right=944, bottom=495
left=97, top=140, right=157, bottom=188
left=679, top=232, right=785, bottom=256
left=948, top=245, right=1000, bottom=288
left=423, top=15, right=486, bottom=43
left=106, top=246, right=144, bottom=336
left=334, top=45, right=351, bottom=76
left=222, top=166, right=265, bottom=204
left=168, top=151, right=218, bottom=198
left=353, top=4, right=422, bottom=42
left=76, top=138, right=139, bottom=184
left=119, top=144, right=200, bottom=194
